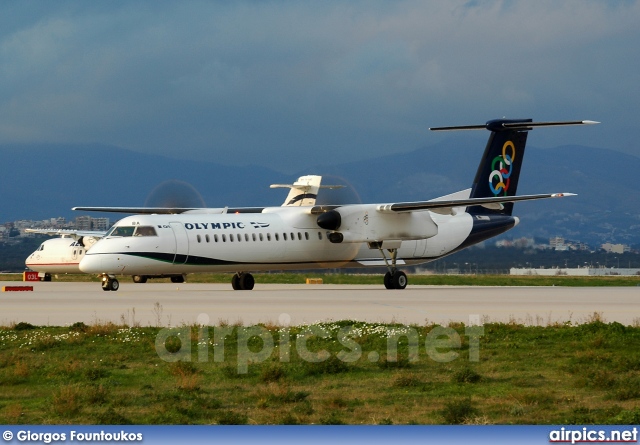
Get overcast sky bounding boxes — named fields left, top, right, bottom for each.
left=1, top=1, right=638, bottom=173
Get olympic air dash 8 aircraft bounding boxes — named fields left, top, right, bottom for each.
left=75, top=118, right=598, bottom=291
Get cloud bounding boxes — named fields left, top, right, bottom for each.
left=1, top=1, right=638, bottom=172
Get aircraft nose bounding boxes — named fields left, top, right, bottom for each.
left=79, top=254, right=101, bottom=273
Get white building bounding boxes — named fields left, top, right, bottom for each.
left=510, top=267, right=640, bottom=276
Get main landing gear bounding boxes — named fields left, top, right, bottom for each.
left=101, top=275, right=119, bottom=291
left=231, top=272, right=255, bottom=291
left=377, top=246, right=408, bottom=290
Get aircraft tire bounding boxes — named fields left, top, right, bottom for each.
left=171, top=275, right=185, bottom=283
left=133, top=275, right=147, bottom=284
left=231, top=273, right=241, bottom=290
left=384, top=272, right=393, bottom=289
left=240, top=273, right=255, bottom=290
left=110, top=279, right=119, bottom=291
left=391, top=271, right=407, bottom=290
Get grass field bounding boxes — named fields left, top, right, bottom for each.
left=3, top=272, right=640, bottom=287
left=1, top=317, right=640, bottom=425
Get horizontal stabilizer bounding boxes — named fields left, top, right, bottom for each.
left=272, top=175, right=344, bottom=207
left=430, top=120, right=599, bottom=132
left=376, top=193, right=576, bottom=214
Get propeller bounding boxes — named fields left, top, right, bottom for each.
left=144, top=179, right=206, bottom=209
left=313, top=175, right=362, bottom=239
left=314, top=175, right=362, bottom=207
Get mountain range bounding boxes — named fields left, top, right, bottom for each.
left=2, top=136, right=639, bottom=247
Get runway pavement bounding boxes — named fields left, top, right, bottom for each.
left=1, top=281, right=638, bottom=327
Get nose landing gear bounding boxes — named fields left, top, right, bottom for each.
left=101, top=275, right=119, bottom=291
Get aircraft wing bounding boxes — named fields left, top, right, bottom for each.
left=376, top=193, right=576, bottom=214
left=72, top=206, right=200, bottom=214
left=71, top=206, right=267, bottom=214
left=25, top=228, right=107, bottom=238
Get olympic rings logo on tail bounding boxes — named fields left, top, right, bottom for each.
left=488, top=141, right=516, bottom=196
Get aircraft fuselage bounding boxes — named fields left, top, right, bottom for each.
left=79, top=206, right=517, bottom=276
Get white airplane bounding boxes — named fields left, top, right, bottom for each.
left=74, top=118, right=598, bottom=291
left=24, top=229, right=103, bottom=281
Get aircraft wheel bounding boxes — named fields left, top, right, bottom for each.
left=102, top=277, right=119, bottom=291
left=392, top=271, right=407, bottom=290
left=43, top=273, right=52, bottom=282
left=231, top=273, right=241, bottom=290
left=171, top=275, right=185, bottom=283
left=232, top=273, right=254, bottom=290
left=133, top=275, right=147, bottom=284
left=240, top=273, right=254, bottom=290
left=384, top=272, right=393, bottom=289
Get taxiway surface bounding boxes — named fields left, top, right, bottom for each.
left=1, top=281, right=637, bottom=327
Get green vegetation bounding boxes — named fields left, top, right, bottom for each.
left=1, top=317, right=640, bottom=424
left=2, top=272, right=640, bottom=286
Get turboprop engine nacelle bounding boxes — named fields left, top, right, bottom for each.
left=317, top=205, right=438, bottom=244
left=80, top=236, right=99, bottom=249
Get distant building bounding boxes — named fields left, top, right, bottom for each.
left=75, top=216, right=110, bottom=231
left=91, top=217, right=110, bottom=231
left=550, top=237, right=568, bottom=251
left=511, top=267, right=640, bottom=276
left=601, top=243, right=631, bottom=254
left=495, top=237, right=535, bottom=248
left=75, top=216, right=93, bottom=231
left=549, top=236, right=591, bottom=251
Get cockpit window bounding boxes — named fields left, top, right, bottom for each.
left=107, top=226, right=136, bottom=237
left=134, top=226, right=157, bottom=237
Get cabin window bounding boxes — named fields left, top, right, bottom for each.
left=134, top=226, right=157, bottom=237
left=108, top=226, right=135, bottom=237
left=297, top=232, right=302, bottom=240
left=222, top=234, right=226, bottom=242
left=230, top=234, right=234, bottom=242
left=245, top=234, right=249, bottom=242
left=318, top=232, right=323, bottom=240
left=214, top=235, right=219, bottom=243
left=252, top=233, right=256, bottom=242
left=283, top=233, right=287, bottom=241
left=260, top=233, right=264, bottom=241
left=266, top=233, right=271, bottom=241
left=304, top=232, right=309, bottom=240
left=197, top=235, right=201, bottom=243
left=206, top=235, right=210, bottom=243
